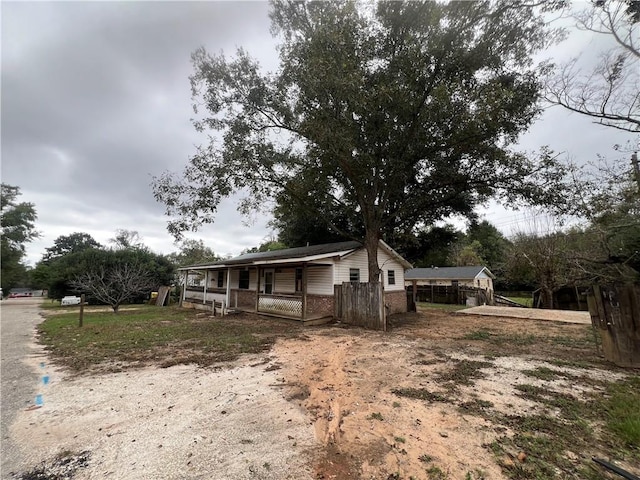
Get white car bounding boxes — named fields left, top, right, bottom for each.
left=61, top=296, right=81, bottom=306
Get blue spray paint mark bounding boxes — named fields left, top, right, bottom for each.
left=42, top=375, right=50, bottom=385
left=35, top=394, right=44, bottom=406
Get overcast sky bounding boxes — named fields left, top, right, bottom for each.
left=2, top=1, right=636, bottom=266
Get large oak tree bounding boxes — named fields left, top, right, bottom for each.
left=154, top=0, right=570, bottom=282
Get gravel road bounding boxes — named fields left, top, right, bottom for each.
left=1, top=298, right=46, bottom=479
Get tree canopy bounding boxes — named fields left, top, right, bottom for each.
left=1, top=184, right=38, bottom=291
left=42, top=232, right=102, bottom=262
left=154, top=0, right=571, bottom=282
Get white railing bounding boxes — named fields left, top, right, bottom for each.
left=258, top=294, right=303, bottom=318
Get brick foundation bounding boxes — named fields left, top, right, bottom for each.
left=385, top=290, right=407, bottom=314
left=305, top=295, right=334, bottom=319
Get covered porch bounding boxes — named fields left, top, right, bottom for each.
left=181, top=262, right=334, bottom=323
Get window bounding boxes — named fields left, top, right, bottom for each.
left=264, top=271, right=274, bottom=294
left=387, top=270, right=395, bottom=285
left=217, top=271, right=224, bottom=288
left=349, top=268, right=360, bottom=282
left=239, top=270, right=250, bottom=289
left=295, top=268, right=303, bottom=293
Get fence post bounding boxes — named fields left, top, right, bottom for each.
left=79, top=294, right=85, bottom=327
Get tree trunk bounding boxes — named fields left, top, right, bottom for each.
left=112, top=303, right=120, bottom=314
left=364, top=229, right=381, bottom=283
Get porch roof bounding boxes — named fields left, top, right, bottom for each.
left=179, top=240, right=362, bottom=271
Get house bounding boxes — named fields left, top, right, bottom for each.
left=405, top=266, right=495, bottom=305
left=179, top=240, right=411, bottom=322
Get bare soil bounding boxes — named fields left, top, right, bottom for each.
left=9, top=307, right=637, bottom=480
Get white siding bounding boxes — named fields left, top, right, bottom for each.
left=477, top=271, right=491, bottom=279
left=207, top=270, right=226, bottom=289
left=334, top=247, right=406, bottom=291
left=229, top=268, right=258, bottom=290
left=334, top=249, right=369, bottom=284
left=274, top=268, right=296, bottom=294
left=307, top=265, right=334, bottom=295
left=377, top=248, right=406, bottom=292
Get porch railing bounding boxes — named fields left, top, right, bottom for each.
left=258, top=294, right=303, bottom=318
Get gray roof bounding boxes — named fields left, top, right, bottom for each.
left=405, top=266, right=494, bottom=280
left=181, top=241, right=362, bottom=269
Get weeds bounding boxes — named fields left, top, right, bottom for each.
left=392, top=388, right=449, bottom=403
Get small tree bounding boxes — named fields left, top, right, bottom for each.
left=71, top=262, right=156, bottom=313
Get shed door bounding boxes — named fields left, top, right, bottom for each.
left=264, top=270, right=274, bottom=294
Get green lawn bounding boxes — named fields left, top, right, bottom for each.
left=416, top=302, right=468, bottom=312
left=38, top=306, right=302, bottom=372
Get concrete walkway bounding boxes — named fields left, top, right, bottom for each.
left=458, top=305, right=592, bottom=325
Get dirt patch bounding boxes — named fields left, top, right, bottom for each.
left=273, top=310, right=636, bottom=479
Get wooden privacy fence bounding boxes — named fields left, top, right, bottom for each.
left=587, top=284, right=640, bottom=368
left=334, top=282, right=386, bottom=331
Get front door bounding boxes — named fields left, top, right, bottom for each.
left=264, top=270, right=274, bottom=295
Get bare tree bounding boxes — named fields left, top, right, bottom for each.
left=109, top=229, right=144, bottom=250
left=506, top=212, right=574, bottom=308
left=545, top=0, right=639, bottom=132
left=71, top=263, right=155, bottom=313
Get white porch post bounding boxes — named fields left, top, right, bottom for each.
left=183, top=270, right=188, bottom=303
left=225, top=268, right=231, bottom=313
left=203, top=270, right=209, bottom=304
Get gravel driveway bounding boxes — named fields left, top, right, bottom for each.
left=4, top=302, right=317, bottom=480
left=1, top=298, right=46, bottom=479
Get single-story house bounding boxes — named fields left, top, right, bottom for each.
left=405, top=266, right=495, bottom=293
left=179, top=240, right=411, bottom=322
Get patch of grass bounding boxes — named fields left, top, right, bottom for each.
left=368, top=412, right=384, bottom=421
left=463, top=330, right=538, bottom=347
left=463, top=330, right=493, bottom=341
left=505, top=296, right=533, bottom=307
left=391, top=388, right=449, bottom=403
left=37, top=308, right=302, bottom=372
left=605, top=376, right=640, bottom=447
left=418, top=454, right=434, bottom=463
left=458, top=399, right=494, bottom=416
left=426, top=465, right=448, bottom=480
left=392, top=401, right=401, bottom=408
left=435, top=359, right=492, bottom=388
left=394, top=436, right=406, bottom=444
left=551, top=331, right=596, bottom=348
left=521, top=366, right=574, bottom=381
left=417, top=302, right=468, bottom=312
left=547, top=359, right=592, bottom=369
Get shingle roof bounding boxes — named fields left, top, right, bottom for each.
left=405, top=266, right=493, bottom=280
left=181, top=240, right=362, bottom=269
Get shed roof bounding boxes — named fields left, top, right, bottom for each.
left=405, top=266, right=494, bottom=280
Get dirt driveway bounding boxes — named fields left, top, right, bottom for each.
left=8, top=307, right=638, bottom=480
